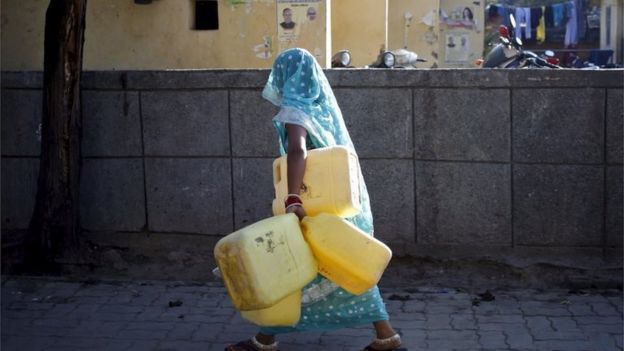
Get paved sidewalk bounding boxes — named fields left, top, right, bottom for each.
left=1, top=276, right=622, bottom=351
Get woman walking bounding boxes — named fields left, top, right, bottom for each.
left=226, top=48, right=403, bottom=351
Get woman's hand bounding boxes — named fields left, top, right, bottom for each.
left=286, top=204, right=307, bottom=221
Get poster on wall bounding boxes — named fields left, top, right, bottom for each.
left=276, top=0, right=322, bottom=59
left=439, top=5, right=477, bottom=30
left=439, top=0, right=483, bottom=66
left=444, top=33, right=470, bottom=62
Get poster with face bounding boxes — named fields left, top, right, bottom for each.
left=440, top=5, right=477, bottom=30
left=438, top=0, right=483, bottom=67
left=276, top=1, right=323, bottom=60
left=445, top=33, right=470, bottom=62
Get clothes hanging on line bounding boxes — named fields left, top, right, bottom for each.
left=536, top=6, right=546, bottom=43
left=515, top=7, right=532, bottom=40
left=552, top=3, right=566, bottom=26
left=565, top=1, right=578, bottom=46
left=488, top=1, right=586, bottom=46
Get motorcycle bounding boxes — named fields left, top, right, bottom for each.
left=367, top=47, right=427, bottom=69
left=331, top=50, right=353, bottom=68
left=480, top=14, right=560, bottom=69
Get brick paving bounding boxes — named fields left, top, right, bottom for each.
left=2, top=276, right=622, bottom=351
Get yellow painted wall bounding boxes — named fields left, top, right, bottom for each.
left=1, top=0, right=47, bottom=70
left=387, top=0, right=440, bottom=68
left=331, top=0, right=387, bottom=67
left=601, top=0, right=623, bottom=63
left=1, top=0, right=329, bottom=70
left=387, top=0, right=484, bottom=68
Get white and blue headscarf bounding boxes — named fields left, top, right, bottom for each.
left=262, top=48, right=354, bottom=152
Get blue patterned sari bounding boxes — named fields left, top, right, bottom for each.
left=259, top=48, right=389, bottom=334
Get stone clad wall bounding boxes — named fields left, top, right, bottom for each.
left=2, top=69, right=622, bottom=276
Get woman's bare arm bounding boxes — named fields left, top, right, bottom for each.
left=285, top=123, right=307, bottom=220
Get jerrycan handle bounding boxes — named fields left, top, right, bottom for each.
left=273, top=159, right=281, bottom=185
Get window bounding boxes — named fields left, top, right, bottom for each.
left=195, top=0, right=219, bottom=30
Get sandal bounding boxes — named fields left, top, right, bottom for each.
left=362, top=334, right=407, bottom=351
left=224, top=336, right=279, bottom=351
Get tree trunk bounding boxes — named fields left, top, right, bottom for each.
left=26, top=0, right=87, bottom=270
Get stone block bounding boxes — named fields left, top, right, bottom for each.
left=513, top=89, right=604, bottom=163
left=145, top=158, right=232, bottom=234
left=82, top=91, right=142, bottom=157
left=80, top=159, right=146, bottom=232
left=507, top=69, right=624, bottom=88
left=607, top=166, right=623, bottom=247
left=334, top=88, right=412, bottom=158
left=230, top=90, right=280, bottom=157
left=360, top=159, right=415, bottom=244
left=81, top=71, right=126, bottom=90
left=1, top=90, right=42, bottom=156
left=0, top=72, right=43, bottom=89
left=232, top=158, right=274, bottom=230
left=414, top=89, right=510, bottom=161
left=415, top=162, right=511, bottom=245
left=142, top=91, right=229, bottom=156
left=327, top=69, right=624, bottom=89
left=513, top=164, right=603, bottom=246
left=1, top=158, right=39, bottom=229
left=607, top=89, right=623, bottom=164
left=126, top=70, right=269, bottom=90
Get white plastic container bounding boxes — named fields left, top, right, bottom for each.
left=272, top=146, right=361, bottom=218
left=240, top=290, right=301, bottom=327
left=301, top=213, right=392, bottom=295
left=214, top=214, right=317, bottom=310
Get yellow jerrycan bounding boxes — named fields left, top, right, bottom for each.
left=214, top=214, right=317, bottom=310
left=240, top=290, right=302, bottom=327
left=301, top=213, right=392, bottom=295
left=272, top=146, right=361, bottom=218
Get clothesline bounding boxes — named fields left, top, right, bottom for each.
left=489, top=0, right=587, bottom=47
left=487, top=0, right=574, bottom=10
left=488, top=1, right=573, bottom=11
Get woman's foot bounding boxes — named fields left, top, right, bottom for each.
left=224, top=334, right=278, bottom=351
left=362, top=333, right=402, bottom=351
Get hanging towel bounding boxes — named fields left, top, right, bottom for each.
left=544, top=6, right=554, bottom=27
left=575, top=0, right=586, bottom=41
left=536, top=6, right=546, bottom=43
left=564, top=1, right=578, bottom=46
left=552, top=3, right=565, bottom=26
left=515, top=7, right=531, bottom=40
left=498, top=5, right=511, bottom=27
left=488, top=4, right=499, bottom=19
left=531, top=7, right=542, bottom=28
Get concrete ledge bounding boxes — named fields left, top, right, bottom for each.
left=3, top=69, right=623, bottom=90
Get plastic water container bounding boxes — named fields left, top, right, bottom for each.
left=301, top=213, right=392, bottom=295
left=240, top=290, right=301, bottom=327
left=272, top=146, right=361, bottom=218
left=214, top=214, right=317, bottom=310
